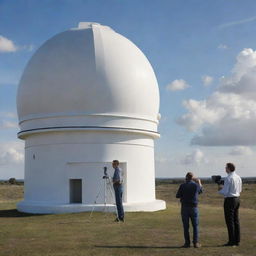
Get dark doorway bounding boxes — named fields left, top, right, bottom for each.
left=70, top=179, right=82, bottom=203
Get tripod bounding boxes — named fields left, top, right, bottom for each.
left=89, top=175, right=117, bottom=218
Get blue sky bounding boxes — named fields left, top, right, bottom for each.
left=1, top=0, right=256, bottom=179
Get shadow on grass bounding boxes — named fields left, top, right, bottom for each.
left=0, top=209, right=42, bottom=218
left=95, top=244, right=222, bottom=249
left=95, top=245, right=181, bottom=249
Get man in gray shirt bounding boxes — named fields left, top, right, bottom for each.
left=112, top=160, right=124, bottom=222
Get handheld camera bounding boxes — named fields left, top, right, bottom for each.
left=211, top=175, right=224, bottom=185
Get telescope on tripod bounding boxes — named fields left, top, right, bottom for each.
left=89, top=166, right=116, bottom=218
left=103, top=166, right=109, bottom=179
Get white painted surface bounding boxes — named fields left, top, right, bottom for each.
left=16, top=22, right=166, bottom=214
left=17, top=22, right=159, bottom=134
left=17, top=200, right=166, bottom=214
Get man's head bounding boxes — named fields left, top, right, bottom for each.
left=225, top=163, right=235, bottom=173
left=112, top=160, right=119, bottom=168
left=185, top=172, right=194, bottom=181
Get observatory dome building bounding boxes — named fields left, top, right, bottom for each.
left=16, top=22, right=166, bottom=214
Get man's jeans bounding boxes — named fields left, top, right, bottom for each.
left=181, top=205, right=199, bottom=244
left=113, top=184, right=124, bottom=220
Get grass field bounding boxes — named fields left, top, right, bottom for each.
left=0, top=183, right=255, bottom=256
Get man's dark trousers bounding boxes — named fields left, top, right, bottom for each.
left=181, top=205, right=199, bottom=244
left=224, top=197, right=240, bottom=245
left=114, top=184, right=124, bottom=220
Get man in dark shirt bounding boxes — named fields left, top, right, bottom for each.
left=176, top=172, right=203, bottom=248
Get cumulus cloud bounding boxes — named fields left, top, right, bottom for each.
left=180, top=149, right=206, bottom=165
left=177, top=95, right=223, bottom=131
left=177, top=48, right=256, bottom=146
left=0, top=142, right=24, bottom=166
left=219, top=48, right=256, bottom=99
left=0, top=35, right=17, bottom=52
left=0, top=35, right=35, bottom=54
left=166, top=79, right=189, bottom=91
left=191, top=119, right=256, bottom=146
left=202, top=75, right=213, bottom=86
left=229, top=146, right=253, bottom=156
left=0, top=149, right=23, bottom=165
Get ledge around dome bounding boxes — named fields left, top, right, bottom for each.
left=17, top=126, right=160, bottom=139
left=17, top=113, right=160, bottom=139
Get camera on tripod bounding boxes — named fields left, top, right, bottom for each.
left=103, top=167, right=109, bottom=179
left=211, top=175, right=224, bottom=185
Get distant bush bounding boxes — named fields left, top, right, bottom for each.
left=8, top=178, right=17, bottom=185
left=156, top=177, right=256, bottom=185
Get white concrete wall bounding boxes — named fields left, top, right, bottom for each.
left=21, top=131, right=158, bottom=210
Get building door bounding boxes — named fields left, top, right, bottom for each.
left=70, top=179, right=82, bottom=203
left=67, top=162, right=127, bottom=204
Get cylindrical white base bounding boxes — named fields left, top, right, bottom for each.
left=17, top=199, right=166, bottom=214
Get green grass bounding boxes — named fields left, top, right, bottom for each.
left=0, top=183, right=255, bottom=256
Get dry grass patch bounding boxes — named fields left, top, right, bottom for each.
left=0, top=183, right=255, bottom=256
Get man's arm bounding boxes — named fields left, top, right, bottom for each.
left=239, top=177, right=242, bottom=193
left=176, top=185, right=183, bottom=198
left=113, top=168, right=122, bottom=185
left=218, top=178, right=229, bottom=196
left=112, top=169, right=119, bottom=183
left=194, top=178, right=203, bottom=194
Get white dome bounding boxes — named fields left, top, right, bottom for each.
left=17, top=22, right=160, bottom=138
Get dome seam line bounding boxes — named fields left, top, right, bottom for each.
left=18, top=126, right=159, bottom=135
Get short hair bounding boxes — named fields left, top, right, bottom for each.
left=112, top=160, right=119, bottom=165
left=186, top=172, right=194, bottom=180
left=226, top=163, right=235, bottom=172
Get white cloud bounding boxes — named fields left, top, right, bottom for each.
left=177, top=95, right=223, bottom=131
left=180, top=149, right=206, bottom=165
left=0, top=141, right=24, bottom=166
left=0, top=120, right=18, bottom=129
left=219, top=48, right=256, bottom=99
left=0, top=112, right=17, bottom=118
left=191, top=118, right=256, bottom=146
left=166, top=79, right=189, bottom=91
left=229, top=146, right=253, bottom=156
left=0, top=35, right=35, bottom=54
left=0, top=112, right=18, bottom=129
left=0, top=148, right=23, bottom=165
left=218, top=44, right=228, bottom=49
left=155, top=148, right=256, bottom=178
left=218, top=16, right=256, bottom=29
left=177, top=48, right=256, bottom=146
left=0, top=35, right=17, bottom=52
left=202, top=75, right=213, bottom=86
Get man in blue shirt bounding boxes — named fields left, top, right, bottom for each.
left=112, top=160, right=124, bottom=222
left=176, top=172, right=203, bottom=248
